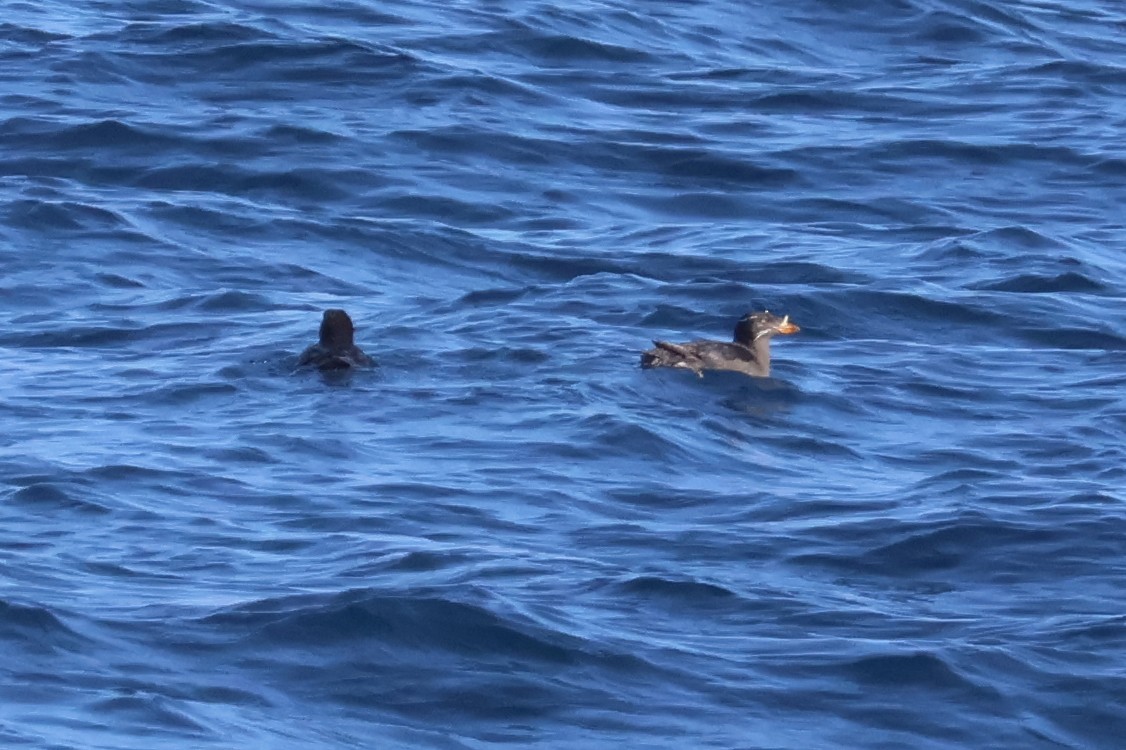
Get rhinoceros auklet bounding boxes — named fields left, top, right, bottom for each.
left=297, top=309, right=374, bottom=370
left=641, top=311, right=799, bottom=377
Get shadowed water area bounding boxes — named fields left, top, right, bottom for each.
left=1, top=1, right=1124, bottom=748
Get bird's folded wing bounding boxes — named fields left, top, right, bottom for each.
left=654, top=340, right=692, bottom=357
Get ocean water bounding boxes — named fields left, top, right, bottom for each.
left=1, top=0, right=1124, bottom=747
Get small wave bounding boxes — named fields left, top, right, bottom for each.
left=862, top=517, right=1060, bottom=575
left=610, top=575, right=739, bottom=603
left=970, top=271, right=1107, bottom=294
left=7, top=482, right=109, bottom=513
left=31, top=118, right=178, bottom=153
left=842, top=651, right=986, bottom=693
left=1016, top=325, right=1126, bottom=351
left=205, top=589, right=581, bottom=665
left=87, top=694, right=210, bottom=735
left=0, top=21, right=70, bottom=46
left=146, top=289, right=273, bottom=313
left=0, top=599, right=89, bottom=652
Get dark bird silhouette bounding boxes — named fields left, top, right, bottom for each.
left=297, top=309, right=374, bottom=370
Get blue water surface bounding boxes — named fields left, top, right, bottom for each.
left=2, top=1, right=1124, bottom=748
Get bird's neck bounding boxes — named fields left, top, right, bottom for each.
left=748, top=334, right=771, bottom=375
left=320, top=327, right=353, bottom=350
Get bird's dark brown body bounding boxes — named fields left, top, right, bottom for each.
left=641, top=311, right=799, bottom=377
left=298, top=309, right=375, bottom=370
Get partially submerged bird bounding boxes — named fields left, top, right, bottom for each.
left=641, top=311, right=799, bottom=377
left=297, top=309, right=374, bottom=370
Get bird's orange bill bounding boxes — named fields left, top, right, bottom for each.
left=776, top=316, right=800, bottom=334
